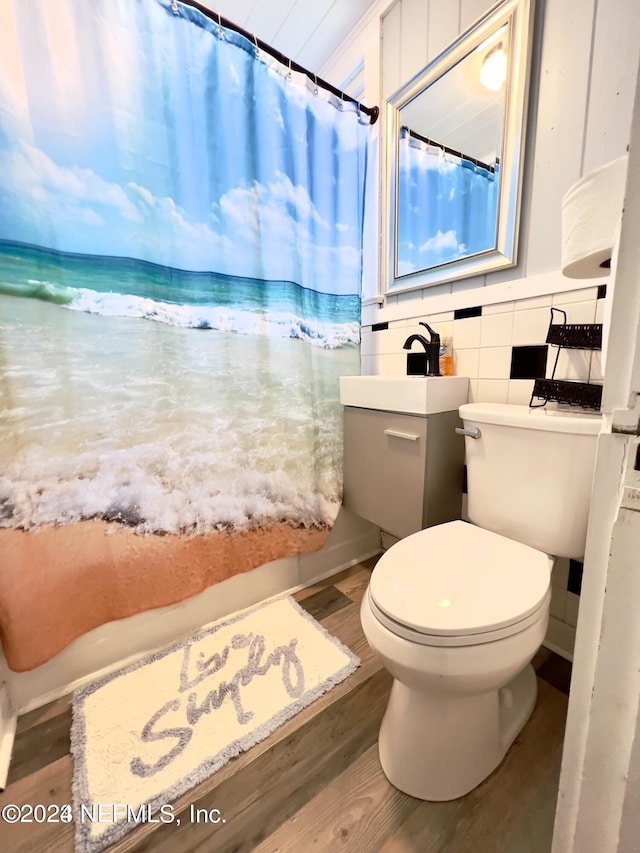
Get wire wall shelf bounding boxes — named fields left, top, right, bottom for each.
left=531, top=378, right=602, bottom=410
left=530, top=308, right=603, bottom=411
left=546, top=322, right=603, bottom=350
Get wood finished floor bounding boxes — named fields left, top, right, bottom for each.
left=1, top=557, right=571, bottom=853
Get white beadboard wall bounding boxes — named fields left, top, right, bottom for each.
left=321, top=0, right=640, bottom=312
left=321, top=0, right=640, bottom=658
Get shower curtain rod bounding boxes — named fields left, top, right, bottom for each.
left=401, top=126, right=497, bottom=173
left=175, top=0, right=380, bottom=125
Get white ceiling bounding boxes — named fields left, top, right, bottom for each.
left=400, top=30, right=506, bottom=164
left=193, top=2, right=504, bottom=164
left=197, top=0, right=379, bottom=78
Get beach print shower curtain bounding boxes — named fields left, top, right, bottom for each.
left=396, top=129, right=498, bottom=276
left=0, top=0, right=372, bottom=670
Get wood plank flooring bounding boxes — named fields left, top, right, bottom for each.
left=0, top=556, right=570, bottom=852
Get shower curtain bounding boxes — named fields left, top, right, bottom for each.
left=0, top=0, right=372, bottom=670
left=396, top=129, right=499, bottom=276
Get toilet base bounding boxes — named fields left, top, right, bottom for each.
left=378, top=663, right=538, bottom=801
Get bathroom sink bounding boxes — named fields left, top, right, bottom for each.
left=339, top=375, right=469, bottom=415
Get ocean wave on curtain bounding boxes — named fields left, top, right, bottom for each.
left=396, top=129, right=498, bottom=276
left=0, top=0, right=373, bottom=666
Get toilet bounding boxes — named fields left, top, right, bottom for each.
left=360, top=402, right=601, bottom=801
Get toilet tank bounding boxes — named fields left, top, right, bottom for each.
left=460, top=403, right=601, bottom=559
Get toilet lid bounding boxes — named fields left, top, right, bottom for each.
left=369, top=521, right=550, bottom=639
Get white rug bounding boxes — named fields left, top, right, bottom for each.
left=71, top=596, right=359, bottom=853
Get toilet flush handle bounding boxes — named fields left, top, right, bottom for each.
left=455, top=426, right=482, bottom=439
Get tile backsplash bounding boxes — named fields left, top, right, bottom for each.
left=360, top=282, right=604, bottom=659
left=361, top=284, right=604, bottom=412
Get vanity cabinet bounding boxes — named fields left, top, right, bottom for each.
left=342, top=406, right=465, bottom=540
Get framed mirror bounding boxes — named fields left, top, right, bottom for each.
left=384, top=0, right=534, bottom=294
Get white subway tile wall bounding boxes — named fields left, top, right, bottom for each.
left=476, top=378, right=509, bottom=402
left=550, top=300, right=597, bottom=324
left=546, top=618, right=576, bottom=661
left=550, top=586, right=568, bottom=620
left=507, top=379, right=535, bottom=405
left=547, top=347, right=592, bottom=383
left=360, top=285, right=601, bottom=402
left=480, top=312, right=514, bottom=347
left=512, top=307, right=552, bottom=345
left=452, top=315, right=482, bottom=349
left=479, top=346, right=513, bottom=379
left=453, top=347, right=480, bottom=379
left=591, top=350, right=604, bottom=383
left=564, top=592, right=581, bottom=628
left=553, top=557, right=571, bottom=590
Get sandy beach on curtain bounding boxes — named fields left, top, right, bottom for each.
left=0, top=520, right=328, bottom=673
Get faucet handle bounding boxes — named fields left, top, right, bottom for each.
left=419, top=322, right=441, bottom=344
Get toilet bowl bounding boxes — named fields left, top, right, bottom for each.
left=361, top=520, right=551, bottom=801
left=360, top=402, right=601, bottom=801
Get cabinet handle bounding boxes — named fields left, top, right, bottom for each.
left=383, top=429, right=420, bottom=441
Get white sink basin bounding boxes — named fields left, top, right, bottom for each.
left=339, top=375, right=469, bottom=415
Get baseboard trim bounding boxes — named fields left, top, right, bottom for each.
left=544, top=615, right=576, bottom=662
left=542, top=639, right=574, bottom=663
left=0, top=683, right=17, bottom=791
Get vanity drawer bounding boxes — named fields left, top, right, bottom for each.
left=343, top=406, right=464, bottom=540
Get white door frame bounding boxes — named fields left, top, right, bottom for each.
left=553, top=57, right=640, bottom=852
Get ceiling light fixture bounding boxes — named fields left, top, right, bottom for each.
left=480, top=43, right=507, bottom=91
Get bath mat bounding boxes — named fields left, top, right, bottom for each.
left=71, top=596, right=359, bottom=853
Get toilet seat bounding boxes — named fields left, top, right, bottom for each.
left=367, top=589, right=551, bottom=647
left=369, top=520, right=551, bottom=648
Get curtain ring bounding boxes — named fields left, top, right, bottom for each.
left=313, top=74, right=319, bottom=95
left=288, top=58, right=293, bottom=80
left=217, top=13, right=223, bottom=37
left=170, top=0, right=178, bottom=12
left=253, top=33, right=259, bottom=56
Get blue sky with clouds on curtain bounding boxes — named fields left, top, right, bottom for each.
left=0, top=0, right=369, bottom=297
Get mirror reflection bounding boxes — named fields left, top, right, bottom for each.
left=385, top=0, right=533, bottom=293
left=396, top=28, right=508, bottom=276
